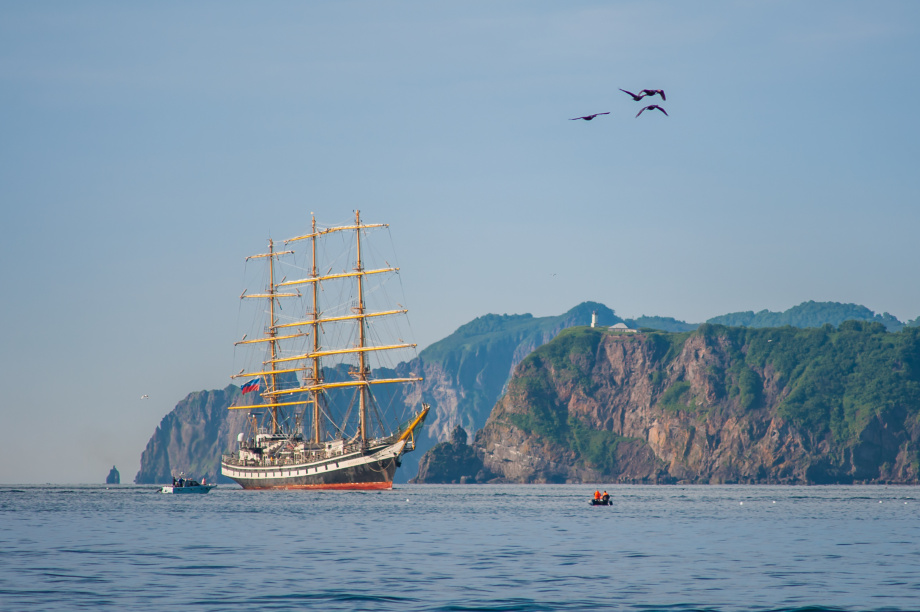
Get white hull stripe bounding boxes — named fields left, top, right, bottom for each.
left=222, top=440, right=407, bottom=480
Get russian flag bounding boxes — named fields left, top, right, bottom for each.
left=240, top=377, right=260, bottom=394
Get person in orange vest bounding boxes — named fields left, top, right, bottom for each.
left=602, top=491, right=609, bottom=503
left=594, top=490, right=601, bottom=501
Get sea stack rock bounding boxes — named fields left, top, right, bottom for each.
left=413, top=425, right=496, bottom=483
left=106, top=466, right=120, bottom=485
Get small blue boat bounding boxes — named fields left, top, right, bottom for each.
left=160, top=476, right=216, bottom=494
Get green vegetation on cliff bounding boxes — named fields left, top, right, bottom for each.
left=508, top=409, right=635, bottom=476
left=406, top=302, right=622, bottom=470
left=508, top=328, right=639, bottom=474
left=498, top=323, right=920, bottom=482
left=421, top=302, right=621, bottom=362
left=626, top=315, right=698, bottom=333
left=707, top=301, right=905, bottom=332
left=639, top=322, right=920, bottom=442
left=409, top=301, right=915, bottom=480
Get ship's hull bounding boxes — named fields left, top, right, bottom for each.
left=160, top=484, right=216, bottom=494
left=221, top=439, right=405, bottom=490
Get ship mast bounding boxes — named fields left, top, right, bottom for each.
left=267, top=240, right=279, bottom=434
left=310, top=214, right=322, bottom=444
left=264, top=213, right=424, bottom=442
left=355, top=210, right=368, bottom=444
left=241, top=239, right=296, bottom=434
left=232, top=238, right=301, bottom=435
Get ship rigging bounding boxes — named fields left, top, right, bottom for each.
left=221, top=211, right=429, bottom=489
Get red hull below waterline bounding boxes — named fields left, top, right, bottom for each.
left=239, top=481, right=393, bottom=491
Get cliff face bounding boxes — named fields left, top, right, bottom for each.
left=413, top=426, right=494, bottom=483
left=396, top=302, right=621, bottom=480
left=134, top=385, right=247, bottom=484
left=474, top=325, right=920, bottom=484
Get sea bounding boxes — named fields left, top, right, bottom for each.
left=1, top=484, right=918, bottom=612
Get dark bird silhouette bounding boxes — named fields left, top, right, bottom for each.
left=640, top=89, right=666, bottom=101
left=619, top=88, right=645, bottom=101
left=570, top=112, right=610, bottom=121
left=636, top=105, right=668, bottom=117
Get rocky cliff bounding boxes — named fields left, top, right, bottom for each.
left=134, top=385, right=248, bottom=484
left=395, top=301, right=621, bottom=479
left=413, top=425, right=494, bottom=483
left=471, top=323, right=920, bottom=484
left=105, top=466, right=120, bottom=485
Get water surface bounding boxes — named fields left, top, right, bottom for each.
left=1, top=484, right=917, bottom=611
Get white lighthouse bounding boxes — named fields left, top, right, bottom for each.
left=591, top=311, right=597, bottom=328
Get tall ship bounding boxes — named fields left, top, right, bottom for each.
left=221, top=211, right=429, bottom=490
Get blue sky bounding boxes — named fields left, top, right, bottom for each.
left=2, top=2, right=918, bottom=483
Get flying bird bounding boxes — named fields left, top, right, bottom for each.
left=636, top=105, right=668, bottom=117
left=141, top=394, right=149, bottom=400
left=570, top=112, right=610, bottom=121
left=619, top=89, right=645, bottom=101
left=640, top=89, right=666, bottom=101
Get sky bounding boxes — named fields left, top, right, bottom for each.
left=2, top=1, right=919, bottom=484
